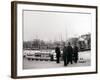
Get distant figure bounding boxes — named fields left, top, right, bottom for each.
left=66, top=42, right=73, bottom=64
left=55, top=44, right=61, bottom=63
left=63, top=45, right=68, bottom=66
left=73, top=43, right=79, bottom=63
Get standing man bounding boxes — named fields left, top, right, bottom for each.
left=73, top=43, right=79, bottom=63
left=55, top=44, right=61, bottom=63
left=66, top=42, right=73, bottom=64
left=63, top=44, right=68, bottom=66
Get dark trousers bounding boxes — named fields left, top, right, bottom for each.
left=56, top=57, right=60, bottom=63
left=74, top=53, right=78, bottom=63
left=67, top=56, right=73, bottom=64
left=67, top=59, right=72, bottom=64
left=64, top=58, right=67, bottom=66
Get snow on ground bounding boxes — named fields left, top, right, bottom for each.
left=23, top=51, right=91, bottom=69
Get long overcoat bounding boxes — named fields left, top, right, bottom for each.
left=67, top=46, right=73, bottom=61
left=63, top=46, right=67, bottom=60
left=55, top=47, right=61, bottom=58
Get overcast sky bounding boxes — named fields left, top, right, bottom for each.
left=23, top=10, right=91, bottom=42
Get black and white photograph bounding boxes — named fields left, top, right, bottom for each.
left=23, top=10, right=91, bottom=69
left=11, top=1, right=97, bottom=78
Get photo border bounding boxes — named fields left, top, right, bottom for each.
left=11, top=1, right=98, bottom=79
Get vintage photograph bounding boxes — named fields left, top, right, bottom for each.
left=23, top=10, right=91, bottom=69
left=11, top=1, right=97, bottom=78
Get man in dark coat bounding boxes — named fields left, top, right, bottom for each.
left=73, top=43, right=79, bottom=63
left=66, top=42, right=73, bottom=64
left=55, top=44, right=61, bottom=63
left=63, top=45, right=68, bottom=66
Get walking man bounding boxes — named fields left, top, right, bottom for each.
left=55, top=44, right=61, bottom=63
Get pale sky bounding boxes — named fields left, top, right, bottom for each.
left=23, top=10, right=91, bottom=41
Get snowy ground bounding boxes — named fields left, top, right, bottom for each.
left=23, top=51, right=91, bottom=69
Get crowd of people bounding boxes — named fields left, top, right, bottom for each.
left=55, top=42, right=79, bottom=66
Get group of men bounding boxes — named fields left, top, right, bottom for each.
left=55, top=42, right=78, bottom=66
